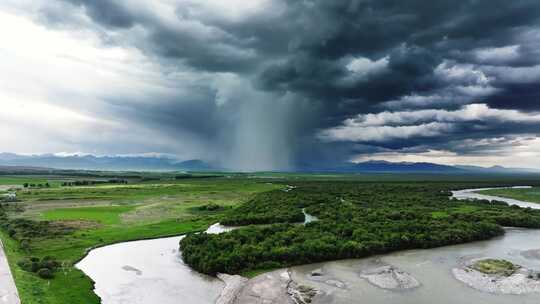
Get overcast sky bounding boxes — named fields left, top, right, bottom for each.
left=1, top=0, right=540, bottom=170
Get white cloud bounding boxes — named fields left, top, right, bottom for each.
left=483, top=65, right=540, bottom=84
left=435, top=61, right=491, bottom=86
left=320, top=122, right=453, bottom=142
left=351, top=137, right=540, bottom=169
left=0, top=9, right=213, bottom=158
left=382, top=85, right=499, bottom=109
left=177, top=0, right=286, bottom=23
left=319, top=104, right=540, bottom=142
left=345, top=56, right=389, bottom=78
left=474, top=45, right=521, bottom=64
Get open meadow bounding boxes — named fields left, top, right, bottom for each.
left=0, top=173, right=279, bottom=304
left=2, top=172, right=540, bottom=303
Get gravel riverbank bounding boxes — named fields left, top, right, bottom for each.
left=216, top=274, right=248, bottom=304
left=452, top=258, right=540, bottom=294
left=360, top=264, right=420, bottom=290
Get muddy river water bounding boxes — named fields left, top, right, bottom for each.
left=76, top=223, right=235, bottom=304
left=292, top=228, right=540, bottom=304
left=77, top=187, right=540, bottom=304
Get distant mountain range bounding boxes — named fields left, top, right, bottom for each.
left=0, top=153, right=216, bottom=171
left=300, top=160, right=540, bottom=174
left=0, top=153, right=538, bottom=174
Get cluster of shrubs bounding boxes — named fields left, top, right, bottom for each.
left=23, top=183, right=50, bottom=188
left=174, top=174, right=220, bottom=180
left=61, top=179, right=128, bottom=187
left=17, top=256, right=60, bottom=279
left=181, top=182, right=540, bottom=275
left=1, top=218, right=74, bottom=242
left=194, top=203, right=225, bottom=212
left=220, top=190, right=307, bottom=226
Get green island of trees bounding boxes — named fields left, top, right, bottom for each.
left=181, top=182, right=540, bottom=275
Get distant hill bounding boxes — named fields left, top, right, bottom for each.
left=0, top=153, right=217, bottom=171
left=0, top=165, right=54, bottom=174
left=300, top=160, right=540, bottom=174
left=1, top=153, right=538, bottom=174
left=454, top=165, right=540, bottom=174
left=347, top=160, right=464, bottom=173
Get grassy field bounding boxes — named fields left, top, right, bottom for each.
left=0, top=175, right=280, bottom=304
left=3, top=173, right=540, bottom=303
left=41, top=205, right=136, bottom=225
left=0, top=177, right=52, bottom=185
left=478, top=187, right=540, bottom=203
left=472, top=259, right=520, bottom=276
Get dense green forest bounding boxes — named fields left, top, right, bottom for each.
left=181, top=182, right=540, bottom=275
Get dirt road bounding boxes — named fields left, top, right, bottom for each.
left=0, top=239, right=20, bottom=304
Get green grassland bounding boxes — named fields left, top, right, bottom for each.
left=0, top=175, right=280, bottom=304
left=478, top=187, right=540, bottom=204
left=41, top=205, right=136, bottom=225
left=0, top=177, right=53, bottom=186
left=3, top=173, right=540, bottom=304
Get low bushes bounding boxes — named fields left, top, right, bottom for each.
left=1, top=218, right=74, bottom=241
left=17, top=256, right=60, bottom=279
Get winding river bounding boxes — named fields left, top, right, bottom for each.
left=77, top=187, right=540, bottom=304
left=452, top=186, right=540, bottom=209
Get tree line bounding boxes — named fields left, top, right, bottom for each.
left=181, top=182, right=540, bottom=275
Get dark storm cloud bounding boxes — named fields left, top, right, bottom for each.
left=257, top=0, right=540, bottom=109
left=51, top=0, right=262, bottom=72
left=105, top=90, right=223, bottom=141
left=32, top=0, right=540, bottom=166
left=64, top=0, right=136, bottom=28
